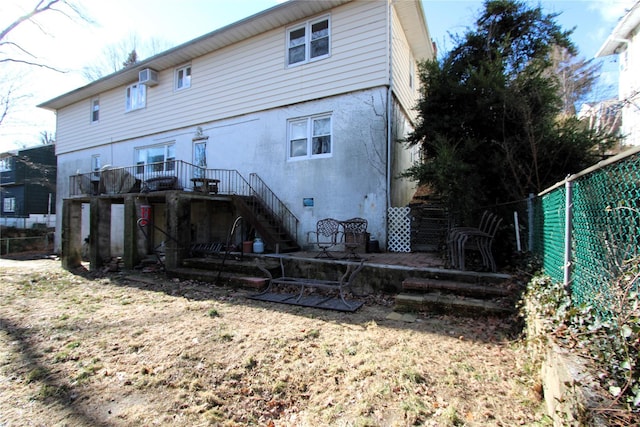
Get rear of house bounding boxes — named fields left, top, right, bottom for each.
left=39, top=0, right=434, bottom=267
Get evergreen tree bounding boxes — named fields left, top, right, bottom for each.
left=405, top=0, right=618, bottom=225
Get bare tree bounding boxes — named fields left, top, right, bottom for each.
left=0, top=0, right=91, bottom=128
left=81, top=33, right=171, bottom=82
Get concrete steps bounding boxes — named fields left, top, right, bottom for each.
left=394, top=276, right=516, bottom=317
left=166, top=254, right=276, bottom=290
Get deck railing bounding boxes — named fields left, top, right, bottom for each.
left=69, top=161, right=253, bottom=197
left=68, top=161, right=298, bottom=243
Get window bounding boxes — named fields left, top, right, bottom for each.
left=0, top=157, right=12, bottom=172
left=288, top=114, right=332, bottom=159
left=135, top=143, right=175, bottom=175
left=3, top=197, right=15, bottom=213
left=91, top=155, right=101, bottom=180
left=91, top=98, right=100, bottom=122
left=125, top=83, right=146, bottom=111
left=176, top=65, right=192, bottom=90
left=287, top=17, right=330, bottom=66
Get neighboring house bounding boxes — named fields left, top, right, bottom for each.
left=596, top=0, right=640, bottom=147
left=38, top=0, right=434, bottom=270
left=577, top=99, right=623, bottom=154
left=0, top=144, right=56, bottom=228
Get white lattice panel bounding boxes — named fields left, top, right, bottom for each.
left=388, top=207, right=411, bottom=252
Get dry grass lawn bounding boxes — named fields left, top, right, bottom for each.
left=0, top=257, right=549, bottom=426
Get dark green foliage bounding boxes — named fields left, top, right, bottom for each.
left=405, top=0, right=618, bottom=224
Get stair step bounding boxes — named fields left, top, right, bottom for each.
left=394, top=293, right=513, bottom=316
left=167, top=267, right=268, bottom=290
left=402, top=277, right=510, bottom=298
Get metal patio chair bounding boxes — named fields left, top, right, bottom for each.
left=308, top=218, right=341, bottom=258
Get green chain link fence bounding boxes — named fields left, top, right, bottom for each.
left=532, top=146, right=640, bottom=314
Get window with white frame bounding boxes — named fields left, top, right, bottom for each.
left=91, top=154, right=101, bottom=180
left=3, top=197, right=15, bottom=213
left=135, top=143, right=175, bottom=175
left=91, top=98, right=100, bottom=122
left=0, top=157, right=12, bottom=172
left=287, top=17, right=330, bottom=66
left=125, top=83, right=146, bottom=111
left=175, top=65, right=192, bottom=90
left=288, top=114, right=332, bottom=159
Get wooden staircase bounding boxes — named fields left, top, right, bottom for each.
left=232, top=195, right=300, bottom=253
left=394, top=275, right=517, bottom=317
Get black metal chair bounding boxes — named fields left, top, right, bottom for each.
left=340, top=218, right=368, bottom=260
left=308, top=218, right=341, bottom=258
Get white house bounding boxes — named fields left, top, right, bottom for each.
left=38, top=0, right=434, bottom=269
left=596, top=0, right=640, bottom=147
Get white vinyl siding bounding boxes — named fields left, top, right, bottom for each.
left=54, top=1, right=390, bottom=155
left=390, top=7, right=419, bottom=121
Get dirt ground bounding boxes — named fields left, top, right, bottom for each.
left=0, top=256, right=549, bottom=426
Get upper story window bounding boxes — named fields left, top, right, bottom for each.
left=135, top=143, right=175, bottom=175
left=175, top=65, right=192, bottom=90
left=0, top=157, right=12, bottom=172
left=125, top=83, right=146, bottom=112
left=287, top=17, right=330, bottom=66
left=91, top=98, right=100, bottom=122
left=288, top=114, right=332, bottom=160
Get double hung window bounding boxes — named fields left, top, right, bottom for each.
left=135, top=143, right=175, bottom=175
left=0, top=157, right=12, bottom=172
left=288, top=114, right=332, bottom=159
left=91, top=98, right=100, bottom=122
left=176, top=65, right=192, bottom=90
left=126, top=83, right=146, bottom=112
left=3, top=197, right=15, bottom=213
left=287, top=17, right=330, bottom=66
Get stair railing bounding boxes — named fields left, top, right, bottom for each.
left=248, top=173, right=298, bottom=243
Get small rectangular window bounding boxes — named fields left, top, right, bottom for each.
left=287, top=17, right=330, bottom=66
left=0, top=157, right=12, bottom=172
left=288, top=114, right=332, bottom=160
left=3, top=197, right=15, bottom=213
left=91, top=98, right=100, bottom=122
left=125, top=83, right=146, bottom=112
left=176, top=65, right=192, bottom=90
left=91, top=155, right=101, bottom=180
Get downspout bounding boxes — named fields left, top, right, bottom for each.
left=386, top=1, right=393, bottom=213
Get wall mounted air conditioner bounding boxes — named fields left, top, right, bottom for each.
left=139, top=68, right=159, bottom=86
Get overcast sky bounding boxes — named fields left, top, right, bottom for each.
left=0, top=0, right=635, bottom=152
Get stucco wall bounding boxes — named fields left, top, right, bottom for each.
left=55, top=88, right=394, bottom=252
